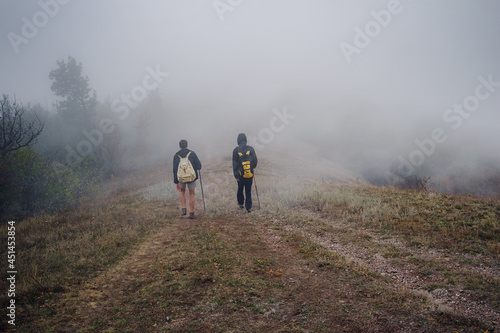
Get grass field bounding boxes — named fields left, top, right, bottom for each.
left=1, top=157, right=499, bottom=332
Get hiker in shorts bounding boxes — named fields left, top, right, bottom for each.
left=232, top=133, right=258, bottom=212
left=173, top=140, right=202, bottom=219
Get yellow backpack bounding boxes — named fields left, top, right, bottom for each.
left=237, top=149, right=254, bottom=178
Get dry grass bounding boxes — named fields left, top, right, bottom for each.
left=262, top=179, right=500, bottom=256
left=1, top=160, right=498, bottom=332
left=0, top=170, right=176, bottom=331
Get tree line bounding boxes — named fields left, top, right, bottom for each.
left=1, top=56, right=169, bottom=220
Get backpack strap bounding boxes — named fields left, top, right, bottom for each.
left=237, top=146, right=250, bottom=156
left=178, top=151, right=192, bottom=159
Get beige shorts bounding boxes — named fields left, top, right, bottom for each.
left=179, top=181, right=196, bottom=190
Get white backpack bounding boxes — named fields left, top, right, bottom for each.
left=177, top=151, right=196, bottom=183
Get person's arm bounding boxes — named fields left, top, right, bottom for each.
left=232, top=148, right=240, bottom=179
left=173, top=155, right=179, bottom=184
left=190, top=151, right=202, bottom=181
left=191, top=151, right=202, bottom=170
left=252, top=147, right=258, bottom=169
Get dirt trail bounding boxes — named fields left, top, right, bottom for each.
left=41, top=205, right=497, bottom=332
left=52, top=217, right=189, bottom=332
left=267, top=209, right=500, bottom=330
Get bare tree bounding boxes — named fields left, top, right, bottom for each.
left=0, top=95, right=44, bottom=157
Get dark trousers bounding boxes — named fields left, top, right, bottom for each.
left=237, top=177, right=253, bottom=210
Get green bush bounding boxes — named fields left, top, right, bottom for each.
left=0, top=148, right=102, bottom=219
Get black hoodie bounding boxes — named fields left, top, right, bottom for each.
left=232, top=133, right=258, bottom=179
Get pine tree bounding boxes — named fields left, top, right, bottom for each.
left=49, top=56, right=97, bottom=128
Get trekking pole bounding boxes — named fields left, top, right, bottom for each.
left=254, top=173, right=261, bottom=210
left=199, top=170, right=206, bottom=213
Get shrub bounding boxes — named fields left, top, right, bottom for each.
left=396, top=175, right=430, bottom=191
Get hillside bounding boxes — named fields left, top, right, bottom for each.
left=1, top=153, right=499, bottom=332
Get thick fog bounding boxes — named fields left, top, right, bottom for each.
left=1, top=0, right=499, bottom=195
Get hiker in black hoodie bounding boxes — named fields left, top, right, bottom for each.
left=173, top=139, right=202, bottom=219
left=232, top=133, right=258, bottom=212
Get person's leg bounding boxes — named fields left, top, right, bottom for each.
left=186, top=181, right=196, bottom=219
left=244, top=178, right=253, bottom=211
left=237, top=180, right=245, bottom=207
left=180, top=184, right=187, bottom=216
left=189, top=188, right=195, bottom=213
left=180, top=186, right=186, bottom=210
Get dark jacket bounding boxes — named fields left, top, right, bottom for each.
left=232, top=133, right=258, bottom=179
left=173, top=148, right=202, bottom=184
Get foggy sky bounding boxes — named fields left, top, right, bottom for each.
left=1, top=0, right=499, bottom=186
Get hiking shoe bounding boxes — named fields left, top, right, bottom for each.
left=181, top=208, right=187, bottom=216
left=246, top=209, right=252, bottom=213
left=189, top=212, right=195, bottom=219
left=239, top=204, right=245, bottom=209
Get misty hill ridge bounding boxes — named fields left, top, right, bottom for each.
left=6, top=152, right=499, bottom=332
left=255, top=143, right=362, bottom=184
left=197, top=139, right=363, bottom=182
